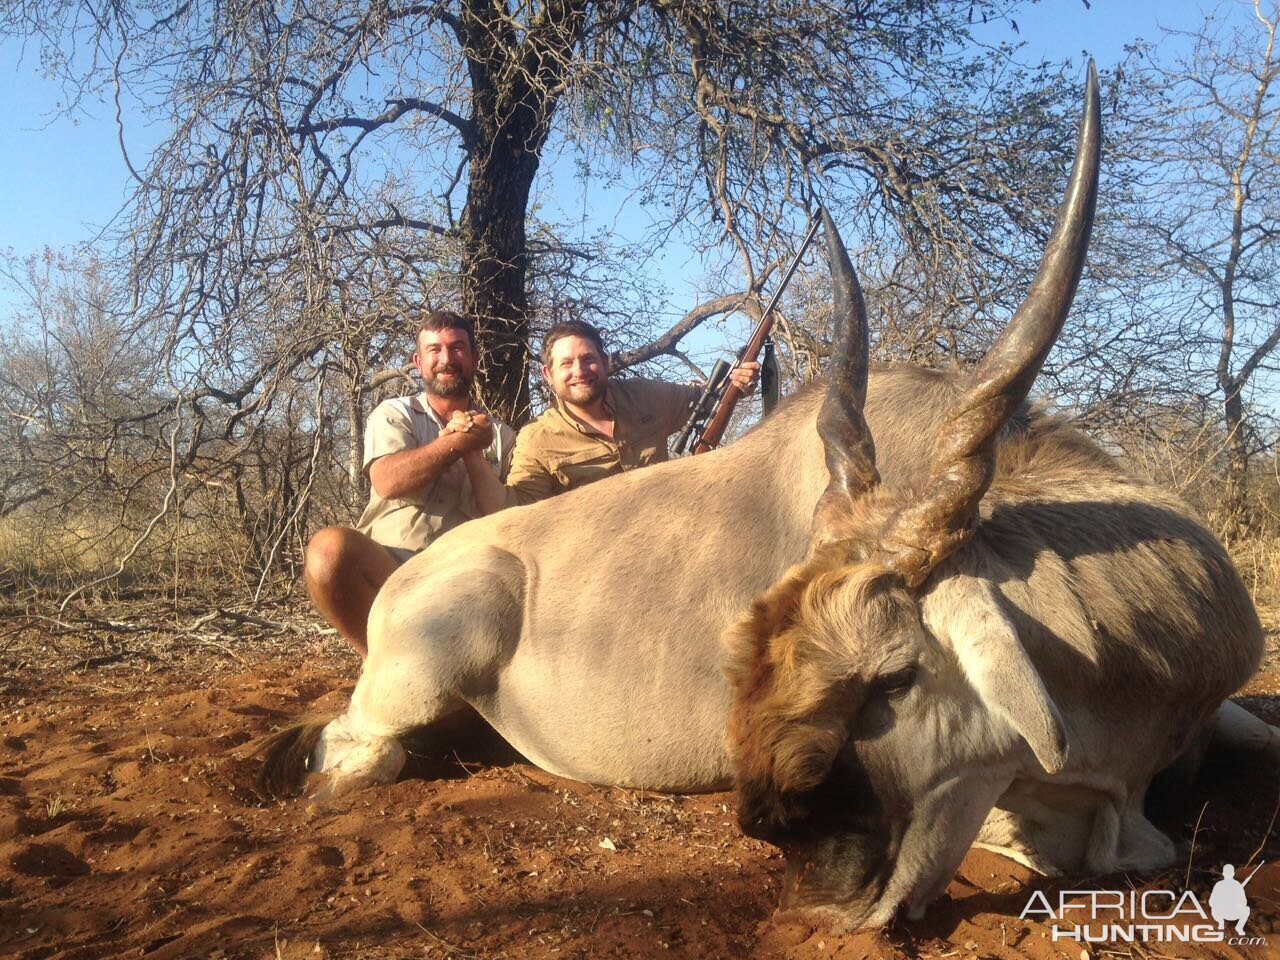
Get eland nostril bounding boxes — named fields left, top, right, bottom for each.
left=777, top=850, right=861, bottom=916
left=779, top=854, right=820, bottom=909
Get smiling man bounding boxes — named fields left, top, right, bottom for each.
left=469, top=319, right=757, bottom=507
left=304, top=310, right=515, bottom=657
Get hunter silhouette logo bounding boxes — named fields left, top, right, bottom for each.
left=1020, top=861, right=1268, bottom=946
left=1210, top=862, right=1263, bottom=935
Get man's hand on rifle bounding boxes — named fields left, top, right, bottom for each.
left=729, top=361, right=761, bottom=395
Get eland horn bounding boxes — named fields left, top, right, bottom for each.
left=879, top=61, right=1102, bottom=586
left=813, top=206, right=880, bottom=538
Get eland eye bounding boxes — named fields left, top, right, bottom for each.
left=877, top=666, right=917, bottom=697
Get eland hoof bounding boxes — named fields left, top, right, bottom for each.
left=307, top=734, right=407, bottom=803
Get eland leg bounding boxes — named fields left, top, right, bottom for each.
left=300, top=544, right=524, bottom=800
left=1209, top=699, right=1280, bottom=759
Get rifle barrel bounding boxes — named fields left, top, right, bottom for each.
left=692, top=209, right=824, bottom=453
left=1243, top=861, right=1266, bottom=886
left=753, top=215, right=822, bottom=341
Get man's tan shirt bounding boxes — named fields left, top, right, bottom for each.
left=505, top=377, right=700, bottom=504
left=357, top=393, right=515, bottom=552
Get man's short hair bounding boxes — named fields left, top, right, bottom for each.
left=541, top=320, right=607, bottom=368
left=416, top=310, right=476, bottom=351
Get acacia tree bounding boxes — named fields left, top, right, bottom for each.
left=1120, top=1, right=1280, bottom=524
left=2, top=0, right=1122, bottom=598
left=2, top=0, right=1086, bottom=423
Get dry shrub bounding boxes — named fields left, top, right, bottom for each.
left=0, top=514, right=148, bottom=591
left=0, top=464, right=358, bottom=606
left=1229, top=533, right=1280, bottom=627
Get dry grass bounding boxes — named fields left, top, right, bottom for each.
left=0, top=504, right=305, bottom=604
left=1229, top=532, right=1280, bottom=628
left=1115, top=417, right=1280, bottom=621
left=1193, top=476, right=1280, bottom=629
left=0, top=514, right=147, bottom=587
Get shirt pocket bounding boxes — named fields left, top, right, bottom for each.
left=624, top=424, right=670, bottom=468
left=549, top=446, right=620, bottom=492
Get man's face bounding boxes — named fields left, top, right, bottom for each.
left=543, top=335, right=609, bottom=407
left=414, top=327, right=477, bottom=399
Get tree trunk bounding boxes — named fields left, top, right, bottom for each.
left=347, top=384, right=364, bottom=486
left=1221, top=377, right=1250, bottom=534
left=459, top=0, right=587, bottom=426
left=462, top=138, right=540, bottom=424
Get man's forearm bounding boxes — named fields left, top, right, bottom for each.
left=369, top=432, right=472, bottom=499
left=461, top=451, right=512, bottom=515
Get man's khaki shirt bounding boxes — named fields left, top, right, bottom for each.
left=356, top=393, right=515, bottom=553
left=505, top=377, right=700, bottom=504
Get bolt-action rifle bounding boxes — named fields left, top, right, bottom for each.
left=673, top=211, right=823, bottom=455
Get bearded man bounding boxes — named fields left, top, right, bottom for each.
left=304, top=310, right=514, bottom=657
left=466, top=319, right=757, bottom=507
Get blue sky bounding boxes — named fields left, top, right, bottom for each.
left=0, top=1, right=1238, bottom=300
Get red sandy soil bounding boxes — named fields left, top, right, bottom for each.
left=2, top=629, right=1280, bottom=960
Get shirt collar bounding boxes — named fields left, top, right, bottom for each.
left=552, top=383, right=615, bottom=437
left=414, top=391, right=489, bottom=429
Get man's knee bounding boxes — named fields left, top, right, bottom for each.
left=305, top=527, right=364, bottom=587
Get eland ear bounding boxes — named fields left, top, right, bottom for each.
left=922, top=575, right=1069, bottom=774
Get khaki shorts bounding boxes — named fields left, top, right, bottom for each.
left=383, top=545, right=417, bottom=567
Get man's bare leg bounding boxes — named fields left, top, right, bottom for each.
left=305, top=527, right=400, bottom=658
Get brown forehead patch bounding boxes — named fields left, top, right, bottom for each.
left=723, top=486, right=908, bottom=806
left=724, top=557, right=897, bottom=801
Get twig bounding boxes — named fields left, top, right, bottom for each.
left=449, top=751, right=482, bottom=778
left=1184, top=800, right=1209, bottom=890
left=253, top=371, right=327, bottom=604
left=413, top=923, right=476, bottom=959
left=215, top=608, right=303, bottom=633
left=187, top=636, right=249, bottom=664
left=71, top=649, right=161, bottom=670
left=31, top=613, right=151, bottom=635
left=59, top=399, right=186, bottom=614
left=186, top=610, right=221, bottom=631
left=1244, top=785, right=1280, bottom=869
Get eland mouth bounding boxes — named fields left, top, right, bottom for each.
left=769, top=820, right=906, bottom=930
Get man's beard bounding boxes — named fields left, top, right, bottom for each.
left=557, top=379, right=605, bottom=406
left=424, top=365, right=473, bottom=398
